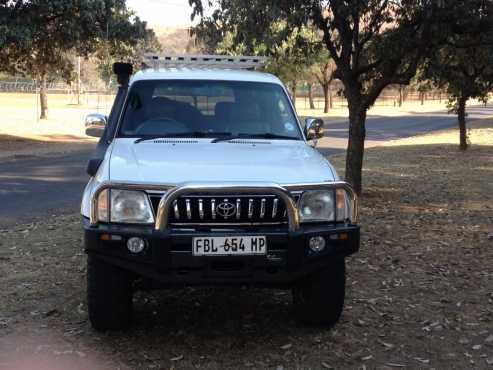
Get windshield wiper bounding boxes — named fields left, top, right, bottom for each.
left=211, top=133, right=299, bottom=143
left=134, top=132, right=230, bottom=144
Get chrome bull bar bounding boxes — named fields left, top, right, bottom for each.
left=90, top=181, right=358, bottom=230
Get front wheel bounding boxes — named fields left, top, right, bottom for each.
left=86, top=255, right=133, bottom=331
left=293, top=259, right=346, bottom=327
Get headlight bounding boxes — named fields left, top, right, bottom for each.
left=299, top=189, right=352, bottom=223
left=299, top=190, right=335, bottom=222
left=111, top=189, right=154, bottom=223
left=97, top=189, right=154, bottom=224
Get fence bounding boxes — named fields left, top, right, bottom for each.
left=0, top=80, right=80, bottom=93
left=0, top=79, right=448, bottom=113
left=297, top=85, right=449, bottom=110
left=0, top=80, right=115, bottom=94
left=0, top=80, right=116, bottom=113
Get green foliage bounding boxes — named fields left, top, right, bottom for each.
left=420, top=0, right=493, bottom=149
left=423, top=0, right=493, bottom=105
left=192, top=7, right=323, bottom=87
left=265, top=25, right=321, bottom=85
left=190, top=1, right=444, bottom=108
left=308, top=50, right=334, bottom=86
left=96, top=25, right=161, bottom=87
left=0, top=0, right=157, bottom=83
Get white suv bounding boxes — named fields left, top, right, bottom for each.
left=81, top=55, right=359, bottom=331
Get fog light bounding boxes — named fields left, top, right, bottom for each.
left=309, top=236, right=326, bottom=252
left=127, top=237, right=146, bottom=253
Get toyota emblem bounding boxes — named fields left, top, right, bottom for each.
left=216, top=201, right=236, bottom=218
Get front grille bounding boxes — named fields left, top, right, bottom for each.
left=148, top=193, right=300, bottom=225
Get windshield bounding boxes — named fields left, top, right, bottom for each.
left=117, top=80, right=302, bottom=140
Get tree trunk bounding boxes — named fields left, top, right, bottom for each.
left=76, top=56, right=82, bottom=105
left=457, top=96, right=468, bottom=151
left=308, top=83, right=315, bottom=109
left=345, top=102, right=367, bottom=196
left=328, top=83, right=333, bottom=109
left=322, top=83, right=330, bottom=113
left=291, top=81, right=297, bottom=107
left=398, top=85, right=404, bottom=107
left=39, top=75, right=48, bottom=119
left=420, top=92, right=425, bottom=105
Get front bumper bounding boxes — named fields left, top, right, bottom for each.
left=84, top=218, right=360, bottom=287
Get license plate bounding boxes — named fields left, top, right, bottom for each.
left=192, top=236, right=267, bottom=256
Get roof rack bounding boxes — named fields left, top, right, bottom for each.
left=142, top=53, right=267, bottom=70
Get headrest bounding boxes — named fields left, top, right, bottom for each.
left=230, top=102, right=260, bottom=121
left=147, top=97, right=176, bottom=116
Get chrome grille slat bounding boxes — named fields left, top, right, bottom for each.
left=186, top=199, right=192, bottom=219
left=272, top=198, right=278, bottom=218
left=260, top=198, right=266, bottom=219
left=248, top=199, right=253, bottom=219
left=236, top=198, right=241, bottom=219
left=211, top=199, right=216, bottom=219
left=173, top=200, right=180, bottom=219
left=198, top=199, right=204, bottom=219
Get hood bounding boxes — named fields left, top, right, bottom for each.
left=108, top=138, right=337, bottom=185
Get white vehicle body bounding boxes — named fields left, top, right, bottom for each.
left=81, top=68, right=339, bottom=218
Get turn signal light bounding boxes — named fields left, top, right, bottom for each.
left=100, top=234, right=123, bottom=241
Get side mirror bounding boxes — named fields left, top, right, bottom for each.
left=304, top=118, right=324, bottom=142
left=85, top=113, right=107, bottom=138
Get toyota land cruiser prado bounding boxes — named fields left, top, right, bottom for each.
left=81, top=55, right=359, bottom=331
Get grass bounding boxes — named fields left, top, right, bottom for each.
left=0, top=92, right=111, bottom=141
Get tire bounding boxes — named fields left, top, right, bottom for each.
left=86, top=255, right=133, bottom=331
left=293, top=259, right=346, bottom=327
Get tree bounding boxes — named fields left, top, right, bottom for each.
left=190, top=0, right=447, bottom=195
left=96, top=27, right=161, bottom=89
left=266, top=27, right=319, bottom=106
left=193, top=17, right=322, bottom=107
left=306, top=81, right=316, bottom=109
left=310, top=53, right=336, bottom=113
left=422, top=0, right=493, bottom=150
left=0, top=0, right=155, bottom=119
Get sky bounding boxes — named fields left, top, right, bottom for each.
left=126, top=0, right=195, bottom=28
